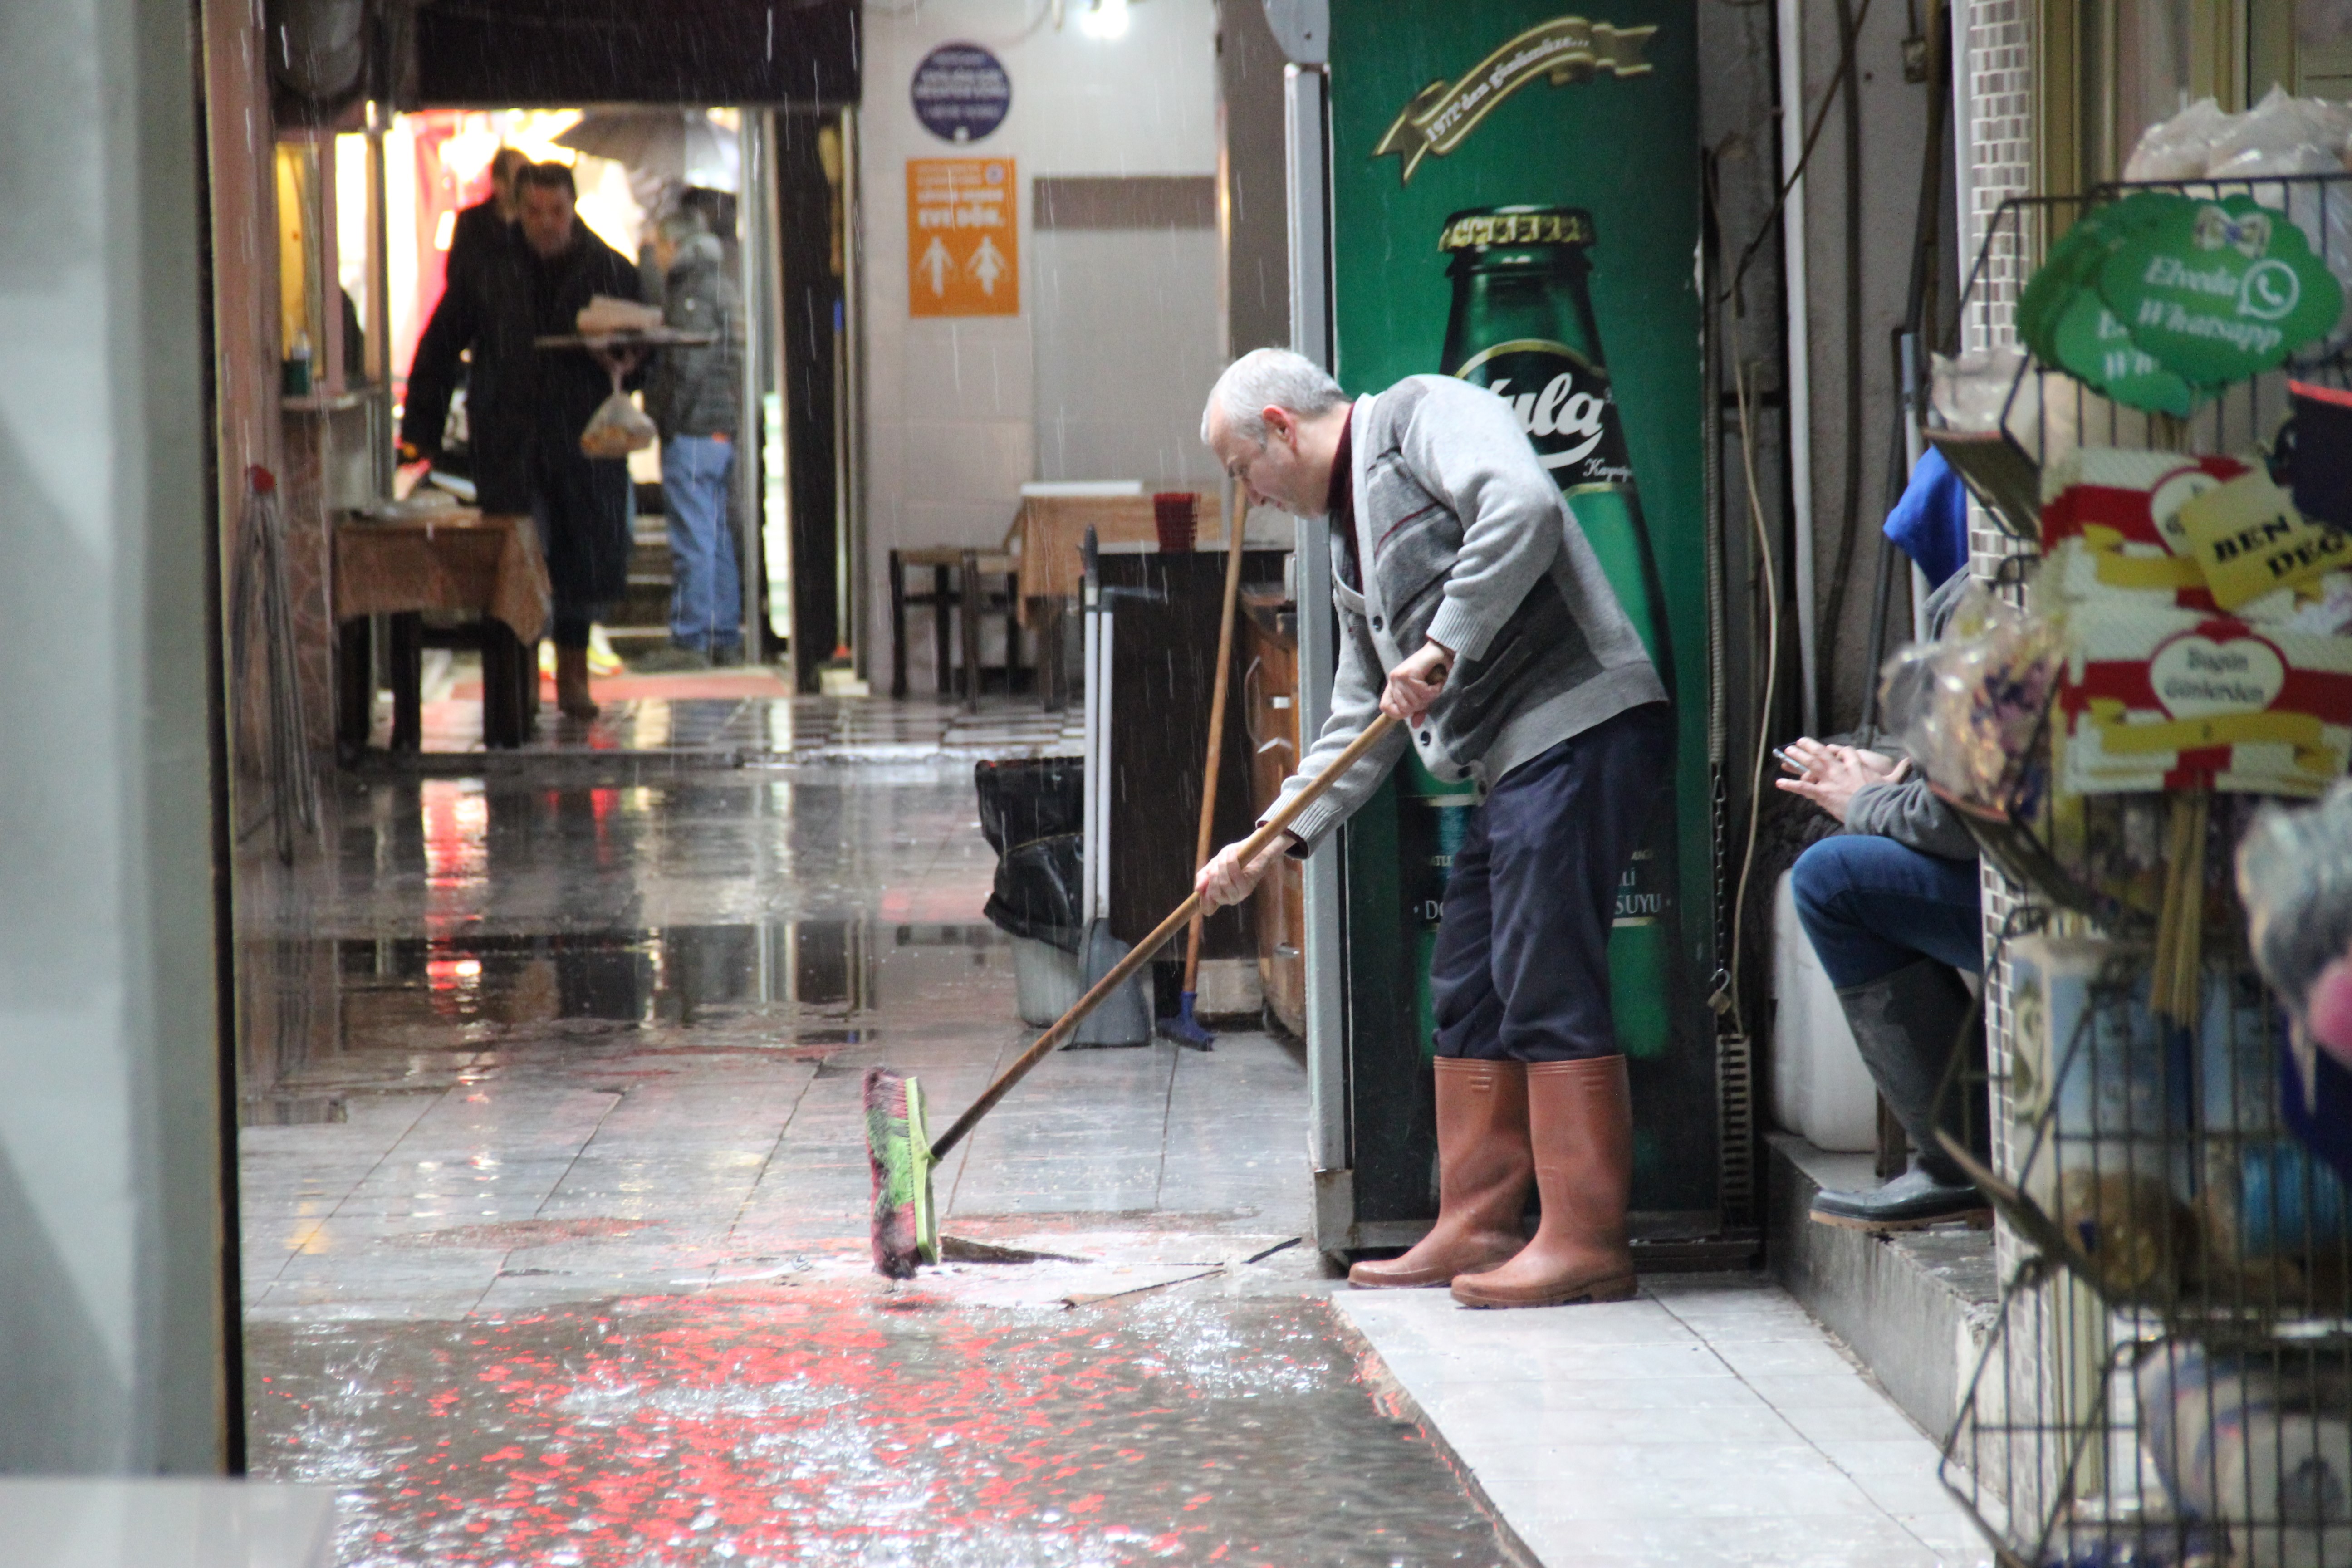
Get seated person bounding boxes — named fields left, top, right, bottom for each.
left=1781, top=568, right=1991, bottom=1231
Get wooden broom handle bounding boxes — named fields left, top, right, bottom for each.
left=930, top=710, right=1401, bottom=1158
left=1182, top=489, right=1252, bottom=994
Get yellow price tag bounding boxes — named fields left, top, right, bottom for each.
left=2175, top=470, right=2352, bottom=611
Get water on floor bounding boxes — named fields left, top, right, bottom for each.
left=238, top=703, right=1526, bottom=1564
left=252, top=1291, right=1518, bottom=1567
left=386, top=684, right=1086, bottom=761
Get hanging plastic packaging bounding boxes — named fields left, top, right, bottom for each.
left=579, top=384, right=656, bottom=459
left=2122, top=96, right=2239, bottom=181
left=1882, top=573, right=2066, bottom=818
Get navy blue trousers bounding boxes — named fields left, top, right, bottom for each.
left=1789, top=834, right=1982, bottom=990
left=1430, top=702, right=1671, bottom=1063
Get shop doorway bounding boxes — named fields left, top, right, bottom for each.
left=299, top=103, right=854, bottom=686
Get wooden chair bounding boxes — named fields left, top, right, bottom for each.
left=887, top=546, right=1024, bottom=709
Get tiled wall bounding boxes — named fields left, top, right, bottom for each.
left=857, top=2, right=1222, bottom=687
left=1954, top=0, right=2038, bottom=1197
left=1960, top=0, right=2035, bottom=359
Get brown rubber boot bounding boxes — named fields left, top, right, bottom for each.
left=555, top=644, right=599, bottom=720
left=1450, top=1056, right=1637, bottom=1309
left=1348, top=1058, right=1531, bottom=1289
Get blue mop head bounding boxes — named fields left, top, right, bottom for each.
left=1157, top=990, right=1215, bottom=1051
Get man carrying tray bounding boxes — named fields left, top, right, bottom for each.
left=402, top=161, right=646, bottom=720
left=1194, top=348, right=1668, bottom=1309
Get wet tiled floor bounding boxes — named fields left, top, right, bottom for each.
left=240, top=697, right=1989, bottom=1564
left=389, top=683, right=1085, bottom=763
left=240, top=717, right=1527, bottom=1563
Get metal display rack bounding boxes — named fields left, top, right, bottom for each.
left=1925, top=171, right=2352, bottom=1567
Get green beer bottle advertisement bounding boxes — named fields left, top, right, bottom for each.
left=1327, top=0, right=1714, bottom=1216
left=1438, top=204, right=1680, bottom=1070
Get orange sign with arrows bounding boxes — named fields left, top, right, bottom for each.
left=907, top=157, right=1018, bottom=317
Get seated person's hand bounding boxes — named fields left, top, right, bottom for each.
left=1197, top=832, right=1296, bottom=912
left=1380, top=641, right=1453, bottom=723
left=1774, top=737, right=1910, bottom=825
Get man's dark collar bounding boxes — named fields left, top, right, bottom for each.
left=1325, top=414, right=1354, bottom=524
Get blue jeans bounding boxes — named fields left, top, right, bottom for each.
left=662, top=434, right=741, bottom=652
left=1789, top=834, right=1983, bottom=989
left=1430, top=703, right=1671, bottom=1063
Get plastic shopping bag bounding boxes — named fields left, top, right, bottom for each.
left=580, top=386, right=655, bottom=459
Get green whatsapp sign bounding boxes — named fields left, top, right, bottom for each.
left=2101, top=197, right=2340, bottom=383
left=2021, top=192, right=2341, bottom=410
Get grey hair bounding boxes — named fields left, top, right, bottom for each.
left=1201, top=348, right=1345, bottom=446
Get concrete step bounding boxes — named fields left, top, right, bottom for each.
left=1766, top=1131, right=1999, bottom=1445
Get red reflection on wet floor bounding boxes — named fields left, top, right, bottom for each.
left=255, top=1284, right=1513, bottom=1566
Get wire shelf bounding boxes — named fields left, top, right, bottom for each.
left=1938, top=911, right=2352, bottom=1564
left=1941, top=172, right=2352, bottom=542
left=1929, top=172, right=2352, bottom=1563
left=1944, top=1252, right=2352, bottom=1567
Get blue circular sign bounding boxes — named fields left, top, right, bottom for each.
left=911, top=43, right=1011, bottom=144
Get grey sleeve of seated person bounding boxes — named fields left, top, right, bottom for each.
left=1845, top=777, right=1979, bottom=862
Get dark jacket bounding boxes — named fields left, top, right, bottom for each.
left=445, top=198, right=508, bottom=296
left=400, top=221, right=646, bottom=514
left=644, top=233, right=741, bottom=440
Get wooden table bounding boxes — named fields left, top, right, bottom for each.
left=333, top=509, right=549, bottom=754
left=1007, top=491, right=1209, bottom=708
left=1007, top=494, right=1177, bottom=609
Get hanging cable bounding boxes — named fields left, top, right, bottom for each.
left=1720, top=358, right=1784, bottom=1038
left=1722, top=0, right=1877, bottom=309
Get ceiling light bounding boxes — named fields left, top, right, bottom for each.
left=1078, top=0, right=1129, bottom=39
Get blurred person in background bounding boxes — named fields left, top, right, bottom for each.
left=635, top=196, right=745, bottom=671
left=447, top=147, right=528, bottom=289
left=401, top=161, right=646, bottom=719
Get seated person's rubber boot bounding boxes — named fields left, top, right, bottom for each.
left=1808, top=957, right=1991, bottom=1232
left=1348, top=1059, right=1531, bottom=1288
left=1811, top=1160, right=1991, bottom=1230
left=1449, top=1056, right=1637, bottom=1309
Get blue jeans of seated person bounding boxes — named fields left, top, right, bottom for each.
left=1789, top=833, right=1982, bottom=990
left=662, top=434, right=741, bottom=653
left=1429, top=702, right=1670, bottom=1064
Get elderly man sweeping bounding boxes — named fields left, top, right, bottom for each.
left=1195, top=348, right=1668, bottom=1309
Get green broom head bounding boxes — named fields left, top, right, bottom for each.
left=863, top=1065, right=937, bottom=1279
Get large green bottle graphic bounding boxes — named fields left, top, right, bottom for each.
left=1437, top=204, right=1676, bottom=1059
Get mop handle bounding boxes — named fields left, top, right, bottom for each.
left=1182, top=488, right=1252, bottom=991
left=930, top=711, right=1402, bottom=1159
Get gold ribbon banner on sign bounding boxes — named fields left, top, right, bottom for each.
left=2083, top=698, right=2340, bottom=774
left=2094, top=554, right=2210, bottom=591
left=1375, top=16, right=1659, bottom=185
left=2076, top=527, right=2210, bottom=591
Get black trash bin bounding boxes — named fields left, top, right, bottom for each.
left=974, top=757, right=1083, bottom=860
left=975, top=758, right=1092, bottom=1024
